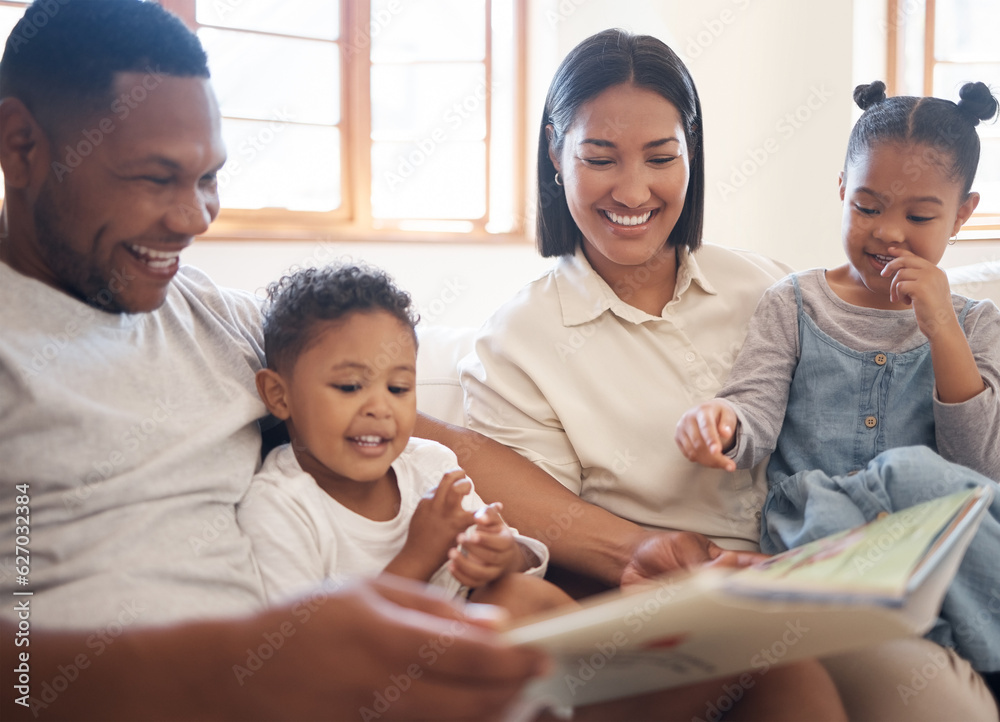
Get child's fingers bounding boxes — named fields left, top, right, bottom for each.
left=695, top=406, right=724, bottom=454
left=460, top=529, right=514, bottom=557
left=449, top=547, right=499, bottom=587
left=676, top=421, right=735, bottom=471
left=428, top=469, right=472, bottom=510
left=473, top=504, right=503, bottom=529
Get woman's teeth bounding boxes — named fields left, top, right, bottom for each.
left=353, top=436, right=385, bottom=447
left=604, top=210, right=652, bottom=226
left=872, top=253, right=894, bottom=265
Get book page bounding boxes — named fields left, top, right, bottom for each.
left=722, top=488, right=981, bottom=604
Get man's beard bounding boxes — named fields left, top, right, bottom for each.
left=33, top=180, right=129, bottom=314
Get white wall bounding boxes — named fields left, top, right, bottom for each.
left=186, top=0, right=1000, bottom=328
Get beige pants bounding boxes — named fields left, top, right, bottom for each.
left=823, top=638, right=998, bottom=722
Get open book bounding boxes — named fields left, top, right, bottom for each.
left=502, top=485, right=993, bottom=715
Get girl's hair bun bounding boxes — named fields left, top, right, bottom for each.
left=854, top=81, right=887, bottom=111
left=957, top=81, right=999, bottom=126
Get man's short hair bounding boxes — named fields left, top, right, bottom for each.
left=0, top=0, right=209, bottom=137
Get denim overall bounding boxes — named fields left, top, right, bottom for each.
left=760, top=275, right=1000, bottom=671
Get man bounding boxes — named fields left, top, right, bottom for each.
left=0, top=2, right=543, bottom=719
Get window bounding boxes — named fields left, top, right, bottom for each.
left=161, top=0, right=526, bottom=241
left=887, top=0, right=1000, bottom=239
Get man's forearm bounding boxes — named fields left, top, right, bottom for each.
left=2, top=619, right=241, bottom=721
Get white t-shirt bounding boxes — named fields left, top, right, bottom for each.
left=238, top=438, right=549, bottom=603
left=0, top=262, right=268, bottom=629
left=460, top=244, right=790, bottom=550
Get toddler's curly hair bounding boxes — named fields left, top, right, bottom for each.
left=262, top=264, right=418, bottom=372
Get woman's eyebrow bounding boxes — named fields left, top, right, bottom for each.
left=579, top=137, right=680, bottom=149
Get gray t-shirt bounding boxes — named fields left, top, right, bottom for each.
left=722, top=269, right=1000, bottom=480
left=0, top=262, right=268, bottom=629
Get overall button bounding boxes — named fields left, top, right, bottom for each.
left=874, top=353, right=887, bottom=366
left=864, top=415, right=878, bottom=429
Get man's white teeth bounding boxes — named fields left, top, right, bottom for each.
left=354, top=436, right=384, bottom=446
left=873, top=254, right=893, bottom=264
left=128, top=243, right=181, bottom=269
left=605, top=210, right=652, bottom=226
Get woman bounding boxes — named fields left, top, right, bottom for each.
left=434, top=28, right=996, bottom=722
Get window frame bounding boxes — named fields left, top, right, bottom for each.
left=886, top=0, right=1000, bottom=241
left=160, top=0, right=529, bottom=244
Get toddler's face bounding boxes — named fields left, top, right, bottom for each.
left=838, top=141, right=977, bottom=297
left=282, top=310, right=417, bottom=490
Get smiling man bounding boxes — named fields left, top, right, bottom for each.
left=0, top=2, right=546, bottom=719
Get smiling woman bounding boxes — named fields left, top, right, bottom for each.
left=546, top=84, right=691, bottom=315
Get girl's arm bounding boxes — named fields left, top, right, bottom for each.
left=713, top=278, right=801, bottom=468
left=933, top=299, right=1000, bottom=480
left=883, top=249, right=985, bottom=402
left=927, top=322, right=985, bottom=403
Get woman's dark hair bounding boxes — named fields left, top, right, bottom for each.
left=846, top=80, right=998, bottom=195
left=0, top=0, right=209, bottom=138
left=262, top=264, right=419, bottom=373
left=536, top=28, right=704, bottom=257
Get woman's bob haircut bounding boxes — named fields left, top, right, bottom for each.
left=536, top=28, right=705, bottom=257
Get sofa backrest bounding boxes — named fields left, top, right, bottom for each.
left=948, top=260, right=1000, bottom=303
left=416, top=325, right=476, bottom=428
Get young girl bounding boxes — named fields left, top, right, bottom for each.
left=676, top=80, right=1000, bottom=690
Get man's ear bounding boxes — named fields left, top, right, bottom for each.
left=953, top=192, right=980, bottom=236
left=0, top=98, right=47, bottom=189
left=838, top=170, right=847, bottom=201
left=255, top=368, right=292, bottom=420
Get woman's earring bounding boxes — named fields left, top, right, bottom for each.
left=554, top=172, right=563, bottom=187
left=948, top=235, right=957, bottom=246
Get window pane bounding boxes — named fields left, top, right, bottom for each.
left=935, top=0, right=1000, bottom=62
left=196, top=0, right=338, bottom=41
left=219, top=120, right=340, bottom=212
left=974, top=139, right=999, bottom=214
left=0, top=4, right=30, bottom=197
left=372, top=141, right=485, bottom=219
left=0, top=4, right=27, bottom=39
left=200, top=28, right=339, bottom=126
left=488, top=0, right=516, bottom=233
left=370, top=0, right=485, bottom=63
left=371, top=64, right=486, bottom=141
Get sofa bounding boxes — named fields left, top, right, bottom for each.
left=415, top=259, right=1000, bottom=427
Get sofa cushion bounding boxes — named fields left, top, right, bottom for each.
left=416, top=325, right=476, bottom=427
left=948, top=260, right=1000, bottom=304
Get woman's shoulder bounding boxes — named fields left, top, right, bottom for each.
left=479, top=262, right=565, bottom=334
